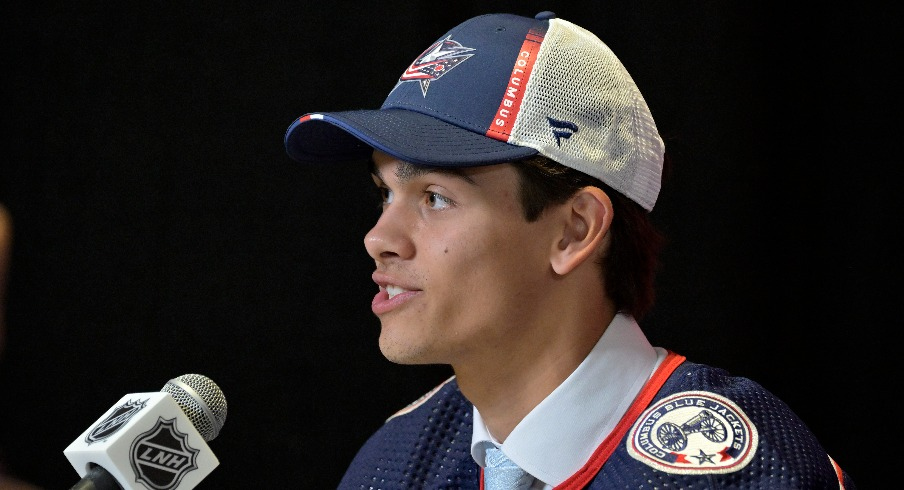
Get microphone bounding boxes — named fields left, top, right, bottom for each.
left=64, top=374, right=228, bottom=490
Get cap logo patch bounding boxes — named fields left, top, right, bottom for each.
left=627, top=391, right=759, bottom=475
left=547, top=117, right=578, bottom=146
left=399, top=36, right=475, bottom=97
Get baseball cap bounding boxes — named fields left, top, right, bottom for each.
left=284, top=11, right=664, bottom=210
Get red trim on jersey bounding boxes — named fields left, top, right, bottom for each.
left=485, top=29, right=545, bottom=142
left=554, top=351, right=687, bottom=489
left=479, top=352, right=686, bottom=489
left=387, top=375, right=456, bottom=422
left=829, top=456, right=846, bottom=489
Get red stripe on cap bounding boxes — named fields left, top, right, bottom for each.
left=485, top=28, right=545, bottom=142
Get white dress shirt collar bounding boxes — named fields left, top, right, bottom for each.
left=471, top=313, right=665, bottom=486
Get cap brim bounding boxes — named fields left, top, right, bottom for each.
left=284, top=108, right=538, bottom=167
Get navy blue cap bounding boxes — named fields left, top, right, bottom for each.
left=284, top=13, right=547, bottom=167
left=283, top=11, right=666, bottom=210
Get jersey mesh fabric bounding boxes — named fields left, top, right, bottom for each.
left=592, top=365, right=857, bottom=489
left=338, top=379, right=479, bottom=489
left=338, top=362, right=857, bottom=489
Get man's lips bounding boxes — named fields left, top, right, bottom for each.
left=371, top=288, right=421, bottom=315
left=371, top=272, right=421, bottom=315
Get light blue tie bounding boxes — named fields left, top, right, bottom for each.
left=484, top=446, right=532, bottom=490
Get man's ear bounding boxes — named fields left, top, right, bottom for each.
left=551, top=186, right=613, bottom=275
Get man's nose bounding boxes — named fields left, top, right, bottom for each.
left=364, top=204, right=415, bottom=262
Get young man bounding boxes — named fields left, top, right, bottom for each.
left=284, top=12, right=856, bottom=489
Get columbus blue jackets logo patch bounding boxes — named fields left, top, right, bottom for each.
left=85, top=398, right=148, bottom=444
left=399, top=36, right=474, bottom=96
left=129, top=417, right=199, bottom=490
left=627, top=391, right=758, bottom=475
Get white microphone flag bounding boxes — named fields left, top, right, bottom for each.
left=64, top=392, right=219, bottom=490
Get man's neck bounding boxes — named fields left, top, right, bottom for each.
left=455, top=308, right=615, bottom=442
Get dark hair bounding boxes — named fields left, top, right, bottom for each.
left=512, top=155, right=665, bottom=320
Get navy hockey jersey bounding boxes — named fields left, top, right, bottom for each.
left=338, top=353, right=856, bottom=489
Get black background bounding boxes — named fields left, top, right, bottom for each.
left=0, top=1, right=892, bottom=489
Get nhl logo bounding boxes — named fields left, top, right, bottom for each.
left=85, top=399, right=148, bottom=444
left=129, top=417, right=199, bottom=490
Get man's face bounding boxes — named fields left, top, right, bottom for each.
left=365, top=150, right=562, bottom=366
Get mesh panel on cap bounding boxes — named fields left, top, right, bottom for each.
left=510, top=18, right=664, bottom=211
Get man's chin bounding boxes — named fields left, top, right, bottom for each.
left=379, top=336, right=434, bottom=365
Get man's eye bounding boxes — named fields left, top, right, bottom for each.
left=426, top=192, right=453, bottom=210
left=379, top=187, right=394, bottom=204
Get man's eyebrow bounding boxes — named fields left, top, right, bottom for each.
left=370, top=160, right=477, bottom=185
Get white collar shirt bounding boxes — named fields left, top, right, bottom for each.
left=470, top=313, right=666, bottom=488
